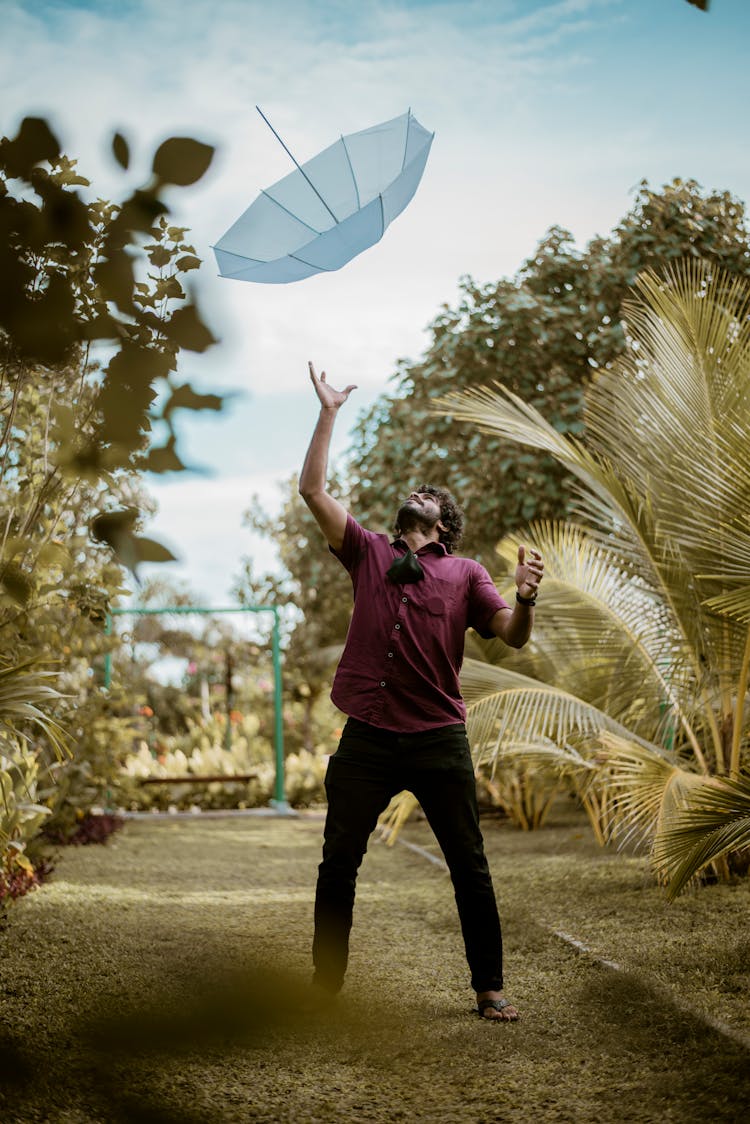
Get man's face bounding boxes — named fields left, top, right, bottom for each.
left=397, top=491, right=444, bottom=535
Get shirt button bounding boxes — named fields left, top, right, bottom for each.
left=380, top=681, right=386, bottom=687
left=387, top=652, right=393, bottom=658
left=402, top=596, right=408, bottom=603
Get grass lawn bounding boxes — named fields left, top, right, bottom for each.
left=0, top=802, right=748, bottom=1123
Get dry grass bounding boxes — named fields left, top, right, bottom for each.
left=0, top=803, right=748, bottom=1123
left=405, top=799, right=750, bottom=1040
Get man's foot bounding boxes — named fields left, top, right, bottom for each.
left=476, top=990, right=519, bottom=1021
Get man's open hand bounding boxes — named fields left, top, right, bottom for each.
left=515, top=545, right=544, bottom=600
left=309, top=361, right=357, bottom=410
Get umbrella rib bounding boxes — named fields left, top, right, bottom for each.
left=400, top=109, right=411, bottom=173
left=255, top=104, right=340, bottom=225
left=213, top=246, right=265, bottom=265
left=289, top=252, right=333, bottom=271
left=213, top=246, right=268, bottom=277
left=261, top=190, right=323, bottom=235
left=340, top=135, right=361, bottom=209
left=378, top=194, right=385, bottom=238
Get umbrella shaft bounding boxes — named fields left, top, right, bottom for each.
left=255, top=105, right=339, bottom=225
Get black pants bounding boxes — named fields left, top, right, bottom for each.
left=312, top=717, right=503, bottom=994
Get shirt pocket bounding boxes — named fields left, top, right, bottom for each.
left=413, top=576, right=459, bottom=617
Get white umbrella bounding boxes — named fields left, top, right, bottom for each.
left=213, top=109, right=434, bottom=284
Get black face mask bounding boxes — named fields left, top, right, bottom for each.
left=386, top=548, right=425, bottom=584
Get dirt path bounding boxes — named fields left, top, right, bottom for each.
left=1, top=812, right=748, bottom=1123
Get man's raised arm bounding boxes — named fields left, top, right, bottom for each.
left=299, top=361, right=357, bottom=552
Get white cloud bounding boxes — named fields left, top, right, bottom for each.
left=140, top=471, right=286, bottom=601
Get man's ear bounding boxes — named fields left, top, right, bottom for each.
left=437, top=520, right=448, bottom=534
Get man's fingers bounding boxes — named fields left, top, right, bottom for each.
left=520, top=546, right=544, bottom=570
left=308, top=361, right=357, bottom=399
left=308, top=361, right=328, bottom=383
left=518, top=543, right=544, bottom=593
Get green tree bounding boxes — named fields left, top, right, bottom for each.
left=347, top=180, right=750, bottom=567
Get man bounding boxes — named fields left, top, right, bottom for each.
left=300, top=362, right=543, bottom=1022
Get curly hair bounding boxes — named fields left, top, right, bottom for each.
left=394, top=483, right=464, bottom=554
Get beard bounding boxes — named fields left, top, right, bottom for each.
left=396, top=499, right=440, bottom=536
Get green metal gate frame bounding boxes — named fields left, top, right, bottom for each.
left=103, top=604, right=290, bottom=812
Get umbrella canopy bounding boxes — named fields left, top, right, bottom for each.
left=213, top=110, right=434, bottom=284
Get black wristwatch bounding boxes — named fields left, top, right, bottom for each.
left=515, top=590, right=537, bottom=606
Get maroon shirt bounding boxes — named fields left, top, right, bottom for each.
left=330, top=514, right=509, bottom=732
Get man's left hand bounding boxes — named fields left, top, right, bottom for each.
left=515, top=545, right=544, bottom=600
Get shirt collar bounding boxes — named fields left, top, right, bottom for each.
left=391, top=536, right=448, bottom=557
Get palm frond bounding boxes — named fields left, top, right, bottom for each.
left=462, top=659, right=647, bottom=770
left=0, top=661, right=69, bottom=759
left=434, top=382, right=636, bottom=539
left=436, top=378, right=743, bottom=702
left=483, top=736, right=597, bottom=776
left=701, top=584, right=750, bottom=624
left=653, top=773, right=750, bottom=900
left=378, top=790, right=419, bottom=845
left=583, top=261, right=750, bottom=642
left=629, top=262, right=750, bottom=399
left=490, top=522, right=704, bottom=747
left=495, top=522, right=669, bottom=656
left=598, top=732, right=704, bottom=851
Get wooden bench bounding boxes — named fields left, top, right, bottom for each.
left=138, top=772, right=260, bottom=786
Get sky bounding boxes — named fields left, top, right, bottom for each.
left=2, top=0, right=749, bottom=607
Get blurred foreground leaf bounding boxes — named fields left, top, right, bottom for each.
left=111, top=131, right=129, bottom=170
left=152, top=136, right=215, bottom=186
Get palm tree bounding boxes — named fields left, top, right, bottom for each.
left=436, top=260, right=750, bottom=897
